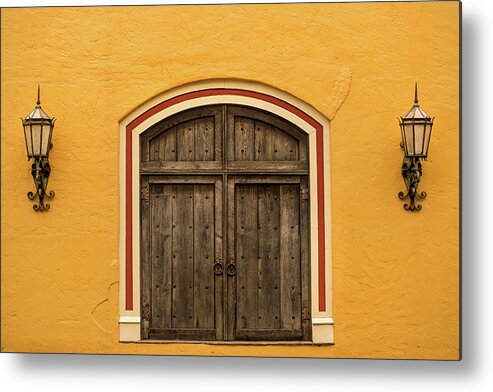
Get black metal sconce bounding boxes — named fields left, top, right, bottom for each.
left=397, top=83, right=434, bottom=211
left=21, top=85, right=56, bottom=211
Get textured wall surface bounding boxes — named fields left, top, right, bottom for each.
left=1, top=1, right=460, bottom=359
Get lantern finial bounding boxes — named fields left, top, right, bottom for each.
left=414, top=82, right=419, bottom=106
left=37, top=83, right=41, bottom=106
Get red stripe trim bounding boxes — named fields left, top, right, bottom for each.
left=125, top=129, right=133, bottom=310
left=316, top=128, right=326, bottom=312
left=126, top=88, right=327, bottom=312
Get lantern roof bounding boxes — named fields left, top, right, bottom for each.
left=24, top=85, right=51, bottom=121
left=402, top=83, right=431, bottom=120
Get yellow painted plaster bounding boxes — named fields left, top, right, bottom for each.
left=1, top=1, right=460, bottom=359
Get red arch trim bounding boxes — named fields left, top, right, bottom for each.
left=125, top=89, right=327, bottom=312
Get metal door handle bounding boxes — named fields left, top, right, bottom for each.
left=214, top=260, right=224, bottom=275
left=226, top=262, right=237, bottom=276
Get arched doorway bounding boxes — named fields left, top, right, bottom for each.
left=119, top=80, right=333, bottom=344
left=140, top=105, right=310, bottom=341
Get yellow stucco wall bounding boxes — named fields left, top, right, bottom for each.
left=1, top=1, right=460, bottom=359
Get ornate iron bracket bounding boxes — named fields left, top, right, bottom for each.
left=27, top=157, right=55, bottom=211
left=398, top=156, right=427, bottom=211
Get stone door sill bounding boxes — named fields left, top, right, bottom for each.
left=126, top=340, right=332, bottom=346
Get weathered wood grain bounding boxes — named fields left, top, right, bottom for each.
left=234, top=117, right=255, bottom=161
left=140, top=176, right=151, bottom=338
left=235, top=184, right=259, bottom=332
left=257, top=184, right=281, bottom=329
left=141, top=105, right=311, bottom=342
left=193, top=184, right=215, bottom=329
left=171, top=184, right=194, bottom=328
left=300, top=176, right=311, bottom=340
left=150, top=185, right=173, bottom=331
left=280, top=184, right=302, bottom=333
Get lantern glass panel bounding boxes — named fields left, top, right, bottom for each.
left=40, top=122, right=52, bottom=156
left=403, top=122, right=415, bottom=156
left=423, top=122, right=432, bottom=157
left=24, top=123, right=33, bottom=158
left=31, top=123, right=42, bottom=157
left=412, top=121, right=426, bottom=157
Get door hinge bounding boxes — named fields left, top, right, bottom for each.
left=302, top=306, right=311, bottom=322
left=141, top=186, right=149, bottom=203
left=300, top=186, right=309, bottom=201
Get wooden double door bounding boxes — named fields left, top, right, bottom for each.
left=140, top=105, right=311, bottom=342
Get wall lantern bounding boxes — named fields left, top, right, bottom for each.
left=21, top=85, right=56, bottom=211
left=397, top=83, right=434, bottom=211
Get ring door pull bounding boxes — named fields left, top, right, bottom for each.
left=214, top=258, right=224, bottom=275
left=226, top=261, right=237, bottom=276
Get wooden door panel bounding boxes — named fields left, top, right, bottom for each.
left=232, top=117, right=299, bottom=162
left=279, top=184, right=302, bottom=332
left=235, top=185, right=259, bottom=332
left=192, top=184, right=215, bottom=329
left=233, top=117, right=255, bottom=161
left=194, top=117, right=216, bottom=161
left=170, top=184, right=195, bottom=328
left=176, top=121, right=196, bottom=161
left=149, top=125, right=177, bottom=161
left=148, top=116, right=216, bottom=162
left=226, top=106, right=308, bottom=171
left=141, top=105, right=223, bottom=171
left=228, top=176, right=310, bottom=341
left=142, top=177, right=223, bottom=340
left=254, top=121, right=298, bottom=161
left=257, top=184, right=281, bottom=329
left=150, top=184, right=173, bottom=331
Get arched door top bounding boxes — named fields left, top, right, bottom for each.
left=140, top=104, right=309, bottom=172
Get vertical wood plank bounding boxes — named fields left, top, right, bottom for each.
left=235, top=184, right=259, bottom=332
left=298, top=135, right=308, bottom=163
left=226, top=178, right=237, bottom=340
left=225, top=107, right=234, bottom=165
left=176, top=120, right=195, bottom=161
left=214, top=177, right=224, bottom=340
left=234, top=117, right=255, bottom=161
left=141, top=136, right=150, bottom=162
left=149, top=136, right=160, bottom=161
left=150, top=185, right=173, bottom=330
left=280, top=184, right=302, bottom=332
left=274, top=132, right=299, bottom=161
left=216, top=108, right=224, bottom=166
left=193, top=184, right=215, bottom=329
left=195, top=117, right=215, bottom=161
left=300, top=176, right=311, bottom=340
left=254, top=121, right=275, bottom=161
left=162, top=185, right=174, bottom=330
left=171, top=184, right=194, bottom=328
left=158, top=134, right=166, bottom=161
left=150, top=186, right=163, bottom=330
left=162, top=127, right=177, bottom=161
left=140, top=176, right=151, bottom=339
left=257, top=184, right=281, bottom=329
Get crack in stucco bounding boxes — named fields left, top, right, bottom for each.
left=323, top=66, right=352, bottom=121
left=91, top=281, right=119, bottom=334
